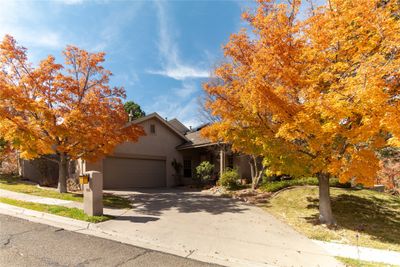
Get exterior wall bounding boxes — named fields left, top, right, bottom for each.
left=83, top=117, right=186, bottom=187
left=83, top=159, right=103, bottom=175
left=20, top=158, right=80, bottom=186
left=19, top=159, right=58, bottom=185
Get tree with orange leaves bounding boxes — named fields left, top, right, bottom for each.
left=0, top=35, right=144, bottom=193
left=202, top=0, right=400, bottom=225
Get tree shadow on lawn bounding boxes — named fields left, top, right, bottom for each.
left=113, top=190, right=250, bottom=216
left=0, top=175, right=35, bottom=185
left=0, top=175, right=83, bottom=197
left=305, top=193, right=400, bottom=246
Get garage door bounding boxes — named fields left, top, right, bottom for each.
left=103, top=157, right=166, bottom=189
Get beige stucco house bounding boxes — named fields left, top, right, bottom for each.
left=20, top=112, right=251, bottom=189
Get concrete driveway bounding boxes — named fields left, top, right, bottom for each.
left=100, top=188, right=341, bottom=267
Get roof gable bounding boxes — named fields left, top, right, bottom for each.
left=129, top=113, right=188, bottom=141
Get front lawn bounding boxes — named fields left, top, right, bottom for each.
left=0, top=197, right=112, bottom=223
left=260, top=177, right=350, bottom=193
left=336, top=257, right=397, bottom=267
left=264, top=187, right=400, bottom=252
left=0, top=174, right=131, bottom=209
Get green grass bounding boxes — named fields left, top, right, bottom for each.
left=336, top=257, right=397, bottom=267
left=0, top=174, right=132, bottom=209
left=260, top=177, right=351, bottom=193
left=0, top=197, right=112, bottom=223
left=102, top=194, right=132, bottom=209
left=264, top=186, right=400, bottom=252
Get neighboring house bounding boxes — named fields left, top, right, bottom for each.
left=20, top=112, right=251, bottom=189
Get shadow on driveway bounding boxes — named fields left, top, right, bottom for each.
left=107, top=188, right=250, bottom=216
left=112, top=215, right=159, bottom=223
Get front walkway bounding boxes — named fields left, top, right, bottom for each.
left=0, top=187, right=345, bottom=266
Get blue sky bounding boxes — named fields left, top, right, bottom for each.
left=0, top=0, right=251, bottom=127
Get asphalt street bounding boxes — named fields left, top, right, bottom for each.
left=0, top=214, right=219, bottom=267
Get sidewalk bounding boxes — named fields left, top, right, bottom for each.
left=314, top=240, right=400, bottom=266
left=0, top=188, right=128, bottom=217
left=3, top=188, right=397, bottom=267
left=0, top=188, right=73, bottom=205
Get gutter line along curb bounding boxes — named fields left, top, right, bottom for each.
left=0, top=202, right=91, bottom=230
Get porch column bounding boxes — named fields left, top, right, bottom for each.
left=220, top=147, right=226, bottom=177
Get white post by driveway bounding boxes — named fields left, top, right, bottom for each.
left=83, top=171, right=103, bottom=216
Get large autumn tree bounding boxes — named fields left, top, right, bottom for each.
left=0, top=35, right=144, bottom=193
left=202, top=0, right=400, bottom=225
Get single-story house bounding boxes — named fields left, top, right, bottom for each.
left=19, top=112, right=252, bottom=189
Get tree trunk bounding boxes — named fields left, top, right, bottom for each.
left=249, top=155, right=265, bottom=190
left=249, top=157, right=255, bottom=189
left=57, top=153, right=68, bottom=193
left=252, top=175, right=260, bottom=190
left=317, top=173, right=336, bottom=225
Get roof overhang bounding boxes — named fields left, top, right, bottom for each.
left=176, top=142, right=220, bottom=150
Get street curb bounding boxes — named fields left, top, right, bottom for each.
left=0, top=203, right=90, bottom=231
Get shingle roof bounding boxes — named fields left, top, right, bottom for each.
left=176, top=130, right=216, bottom=150
left=168, top=118, right=189, bottom=134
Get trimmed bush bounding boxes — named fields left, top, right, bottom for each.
left=220, top=168, right=240, bottom=190
left=195, top=161, right=214, bottom=185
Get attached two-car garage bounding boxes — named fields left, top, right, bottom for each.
left=103, top=157, right=166, bottom=189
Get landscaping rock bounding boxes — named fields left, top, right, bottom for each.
left=67, top=178, right=81, bottom=192
left=205, top=186, right=272, bottom=205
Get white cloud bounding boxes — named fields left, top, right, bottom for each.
left=173, top=80, right=198, bottom=98
left=97, top=3, right=143, bottom=50
left=148, top=67, right=209, bottom=81
left=61, top=0, right=84, bottom=5
left=0, top=0, right=143, bottom=56
left=149, top=0, right=209, bottom=81
left=113, top=71, right=140, bottom=87
left=34, top=31, right=63, bottom=49
left=0, top=27, right=64, bottom=50
left=0, top=2, right=64, bottom=51
left=145, top=94, right=202, bottom=128
left=144, top=0, right=209, bottom=126
left=181, top=118, right=202, bottom=129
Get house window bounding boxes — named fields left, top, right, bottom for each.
left=183, top=159, right=192, bottom=177
left=227, top=155, right=234, bottom=169
left=150, top=124, right=156, bottom=134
